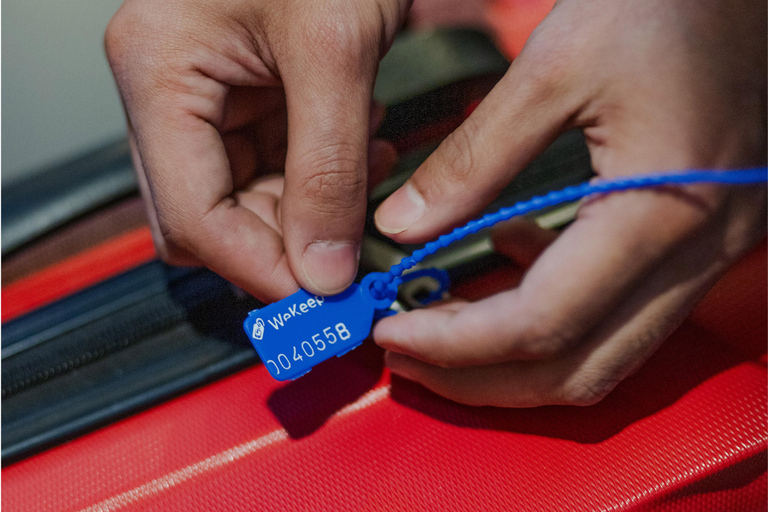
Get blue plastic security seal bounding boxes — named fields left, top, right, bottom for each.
left=244, top=168, right=767, bottom=381
left=244, top=273, right=401, bottom=380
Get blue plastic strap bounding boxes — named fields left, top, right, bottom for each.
left=372, top=168, right=768, bottom=288
left=245, top=167, right=767, bottom=380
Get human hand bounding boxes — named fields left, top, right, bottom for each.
left=373, top=0, right=767, bottom=406
left=105, top=0, right=406, bottom=301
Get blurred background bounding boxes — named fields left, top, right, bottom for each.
left=1, top=0, right=554, bottom=186
left=3, top=0, right=126, bottom=186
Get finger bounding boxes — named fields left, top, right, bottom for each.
left=223, top=129, right=260, bottom=190
left=374, top=185, right=721, bottom=367
left=127, top=81, right=298, bottom=301
left=279, top=26, right=381, bottom=295
left=366, top=103, right=397, bottom=193
left=367, top=139, right=398, bottom=193
left=385, top=213, right=740, bottom=408
left=491, top=218, right=559, bottom=268
left=369, top=101, right=386, bottom=136
left=128, top=129, right=201, bottom=267
left=226, top=116, right=393, bottom=212
left=236, top=175, right=285, bottom=234
left=251, top=108, right=289, bottom=175
left=227, top=100, right=387, bottom=190
left=386, top=351, right=570, bottom=407
left=557, top=184, right=768, bottom=400
left=224, top=105, right=291, bottom=190
left=220, top=86, right=286, bottom=133
left=222, top=87, right=289, bottom=188
left=374, top=29, right=583, bottom=243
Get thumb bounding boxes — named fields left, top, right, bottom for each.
left=279, top=27, right=381, bottom=296
left=375, top=39, right=583, bottom=243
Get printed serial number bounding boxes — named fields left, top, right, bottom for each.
left=265, top=322, right=352, bottom=375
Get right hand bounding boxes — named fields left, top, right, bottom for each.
left=105, top=0, right=407, bottom=301
left=372, top=0, right=766, bottom=407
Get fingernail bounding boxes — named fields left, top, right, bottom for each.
left=302, top=241, right=359, bottom=295
left=375, top=183, right=426, bottom=235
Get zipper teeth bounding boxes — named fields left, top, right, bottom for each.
left=1, top=300, right=187, bottom=399
left=0, top=276, right=233, bottom=399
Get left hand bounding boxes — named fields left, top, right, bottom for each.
left=372, top=0, right=767, bottom=407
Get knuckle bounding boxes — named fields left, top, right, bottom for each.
left=505, top=26, right=578, bottom=110
left=297, top=13, right=376, bottom=72
left=560, top=372, right=619, bottom=406
left=313, top=20, right=358, bottom=55
left=297, top=145, right=366, bottom=213
left=105, top=3, right=189, bottom=82
left=155, top=209, right=197, bottom=255
left=431, top=118, right=481, bottom=192
left=519, top=13, right=576, bottom=77
left=514, top=318, right=573, bottom=359
left=104, top=9, right=134, bottom=65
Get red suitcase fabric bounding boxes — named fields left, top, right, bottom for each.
left=3, top=242, right=766, bottom=511
left=2, top=226, right=156, bottom=322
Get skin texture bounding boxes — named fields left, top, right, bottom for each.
left=107, top=0, right=766, bottom=407
left=373, top=0, right=767, bottom=406
left=105, top=0, right=407, bottom=300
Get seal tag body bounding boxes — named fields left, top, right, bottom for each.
left=243, top=273, right=398, bottom=381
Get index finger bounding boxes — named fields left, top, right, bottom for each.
left=373, top=184, right=720, bottom=366
left=129, top=88, right=299, bottom=301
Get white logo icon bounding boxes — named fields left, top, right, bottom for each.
left=252, top=318, right=265, bottom=340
